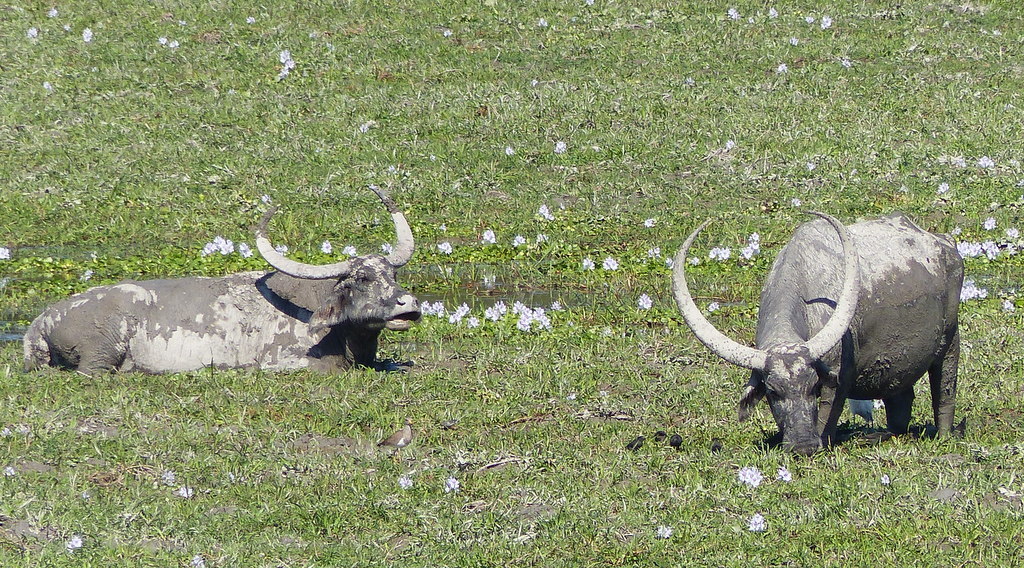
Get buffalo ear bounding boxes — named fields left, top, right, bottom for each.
left=309, top=298, right=347, bottom=333
left=738, top=374, right=766, bottom=422
left=263, top=272, right=336, bottom=314
left=812, top=361, right=839, bottom=388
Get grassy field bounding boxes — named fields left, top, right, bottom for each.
left=2, top=0, right=1024, bottom=565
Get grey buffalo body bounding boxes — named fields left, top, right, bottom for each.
left=673, top=213, right=963, bottom=454
left=24, top=187, right=421, bottom=375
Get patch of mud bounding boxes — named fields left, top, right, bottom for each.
left=11, top=461, right=56, bottom=474
left=929, top=487, right=960, bottom=502
left=88, top=464, right=155, bottom=487
left=0, top=515, right=60, bottom=551
left=984, top=488, right=1024, bottom=511
left=517, top=502, right=560, bottom=523
left=279, top=535, right=306, bottom=547
left=76, top=418, right=120, bottom=437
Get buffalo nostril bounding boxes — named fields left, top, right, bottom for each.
left=790, top=441, right=822, bottom=456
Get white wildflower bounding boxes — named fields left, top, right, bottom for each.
left=481, top=229, right=496, bottom=244
left=398, top=475, right=413, bottom=489
left=448, top=303, right=470, bottom=324
left=582, top=257, right=595, bottom=270
left=539, top=204, right=555, bottom=221
left=82, top=28, right=93, bottom=42
left=602, top=257, right=619, bottom=270
left=444, top=477, right=460, bottom=493
left=638, top=294, right=653, bottom=310
left=320, top=240, right=333, bottom=254
left=960, top=280, right=988, bottom=302
left=656, top=525, right=673, bottom=539
left=748, top=513, right=767, bottom=532
left=66, top=535, right=84, bottom=553
left=342, top=245, right=357, bottom=257
left=738, top=466, right=763, bottom=488
left=484, top=301, right=507, bottom=321
left=512, top=235, right=526, bottom=247
left=709, top=247, right=731, bottom=261
left=554, top=141, right=567, bottom=154
left=161, top=469, right=177, bottom=486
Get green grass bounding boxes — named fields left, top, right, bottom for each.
left=2, top=1, right=1024, bottom=565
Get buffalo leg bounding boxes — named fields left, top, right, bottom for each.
left=929, top=326, right=960, bottom=436
left=883, top=389, right=915, bottom=435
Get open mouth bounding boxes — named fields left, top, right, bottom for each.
left=385, top=311, right=421, bottom=331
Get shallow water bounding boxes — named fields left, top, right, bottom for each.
left=0, top=328, right=26, bottom=343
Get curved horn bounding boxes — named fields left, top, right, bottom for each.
left=368, top=185, right=414, bottom=267
left=803, top=212, right=860, bottom=360
left=255, top=207, right=355, bottom=280
left=672, top=221, right=768, bottom=371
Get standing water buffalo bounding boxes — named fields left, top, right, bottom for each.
left=672, top=213, right=963, bottom=455
left=24, top=186, right=421, bottom=375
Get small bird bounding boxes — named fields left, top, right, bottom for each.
left=378, top=418, right=414, bottom=449
left=653, top=430, right=668, bottom=443
left=625, top=435, right=645, bottom=451
left=668, top=434, right=683, bottom=449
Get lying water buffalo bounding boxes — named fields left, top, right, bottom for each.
left=24, top=186, right=421, bottom=375
left=672, top=212, right=963, bottom=455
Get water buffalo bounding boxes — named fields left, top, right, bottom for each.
left=23, top=186, right=421, bottom=375
left=672, top=212, right=963, bottom=455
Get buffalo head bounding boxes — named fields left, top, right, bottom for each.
left=254, top=185, right=421, bottom=366
left=671, top=213, right=860, bottom=455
